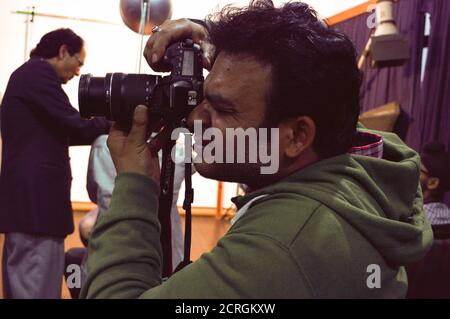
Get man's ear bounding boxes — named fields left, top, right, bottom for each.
left=427, top=176, right=440, bottom=191
left=279, top=116, right=316, bottom=158
left=58, top=45, right=69, bottom=59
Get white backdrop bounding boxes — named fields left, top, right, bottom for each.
left=0, top=0, right=366, bottom=206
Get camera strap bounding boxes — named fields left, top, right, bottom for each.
left=159, top=141, right=175, bottom=278
left=173, top=161, right=194, bottom=273
left=159, top=138, right=194, bottom=277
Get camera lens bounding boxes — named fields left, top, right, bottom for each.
left=78, top=73, right=160, bottom=127
left=78, top=74, right=109, bottom=118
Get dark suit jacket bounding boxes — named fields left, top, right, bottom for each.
left=0, top=57, right=110, bottom=237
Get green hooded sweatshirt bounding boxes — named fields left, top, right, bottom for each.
left=81, top=128, right=433, bottom=298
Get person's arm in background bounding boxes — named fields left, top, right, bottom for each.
left=87, top=135, right=117, bottom=216
left=25, top=61, right=110, bottom=145
left=80, top=135, right=117, bottom=245
left=170, top=141, right=197, bottom=269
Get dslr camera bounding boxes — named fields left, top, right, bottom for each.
left=78, top=39, right=204, bottom=130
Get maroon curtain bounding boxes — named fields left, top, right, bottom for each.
left=419, top=0, right=450, bottom=205
left=332, top=0, right=426, bottom=150
left=333, top=0, right=450, bottom=204
left=418, top=0, right=450, bottom=149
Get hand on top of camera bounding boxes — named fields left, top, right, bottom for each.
left=144, top=18, right=215, bottom=71
left=107, top=105, right=164, bottom=184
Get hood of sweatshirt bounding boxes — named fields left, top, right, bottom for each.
left=232, top=129, right=433, bottom=266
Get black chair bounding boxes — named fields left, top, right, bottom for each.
left=406, top=224, right=450, bottom=298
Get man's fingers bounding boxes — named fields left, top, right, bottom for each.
left=127, top=105, right=149, bottom=147
left=199, top=41, right=216, bottom=70
left=144, top=33, right=172, bottom=72
left=144, top=18, right=210, bottom=72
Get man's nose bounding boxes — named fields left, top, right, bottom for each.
left=75, top=68, right=81, bottom=76
left=186, top=101, right=211, bottom=132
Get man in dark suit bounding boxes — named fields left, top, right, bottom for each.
left=0, top=28, right=110, bottom=298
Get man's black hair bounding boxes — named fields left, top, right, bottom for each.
left=208, top=0, right=361, bottom=158
left=421, top=142, right=450, bottom=196
left=30, top=28, right=84, bottom=59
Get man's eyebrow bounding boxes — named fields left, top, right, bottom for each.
left=205, top=92, right=235, bottom=107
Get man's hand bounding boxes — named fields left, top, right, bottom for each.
left=144, top=18, right=215, bottom=71
left=107, top=105, right=160, bottom=183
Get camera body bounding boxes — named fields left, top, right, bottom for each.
left=78, top=39, right=204, bottom=130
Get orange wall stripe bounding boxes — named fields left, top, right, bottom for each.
left=326, top=0, right=376, bottom=26
left=72, top=201, right=96, bottom=212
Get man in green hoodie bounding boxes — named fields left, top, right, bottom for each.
left=81, top=0, right=432, bottom=298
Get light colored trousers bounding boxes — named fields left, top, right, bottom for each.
left=2, top=232, right=65, bottom=299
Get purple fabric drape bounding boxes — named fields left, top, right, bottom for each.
left=332, top=0, right=426, bottom=149
left=419, top=0, right=450, bottom=148
left=332, top=0, right=450, bottom=205
left=419, top=0, right=450, bottom=206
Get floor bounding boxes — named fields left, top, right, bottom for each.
left=0, top=211, right=230, bottom=299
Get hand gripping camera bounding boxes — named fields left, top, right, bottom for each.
left=78, top=39, right=204, bottom=130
